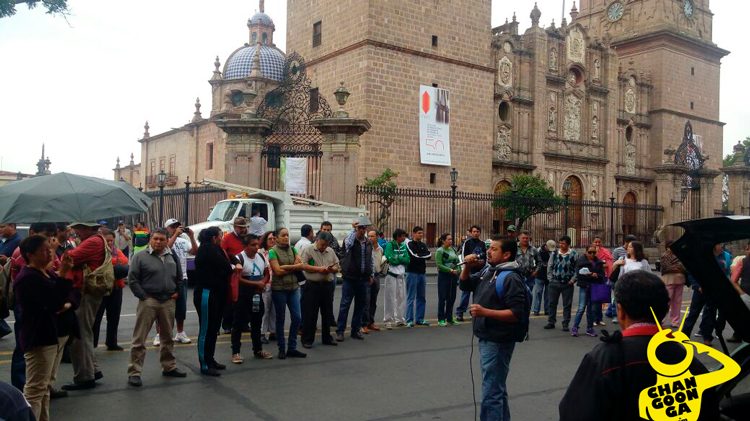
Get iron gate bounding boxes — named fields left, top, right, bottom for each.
left=256, top=52, right=332, bottom=199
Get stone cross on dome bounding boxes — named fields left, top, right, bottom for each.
left=259, top=0, right=264, bottom=13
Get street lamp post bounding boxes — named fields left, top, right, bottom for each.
left=609, top=193, right=616, bottom=248
left=562, top=179, right=572, bottom=238
left=450, top=168, right=458, bottom=246
left=157, top=170, right=167, bottom=226
left=184, top=177, right=191, bottom=226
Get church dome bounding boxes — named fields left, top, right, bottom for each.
left=248, top=12, right=275, bottom=28
left=223, top=44, right=285, bottom=82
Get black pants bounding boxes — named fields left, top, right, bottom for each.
left=194, top=287, right=225, bottom=371
left=547, top=281, right=574, bottom=328
left=362, top=276, right=381, bottom=326
left=302, top=282, right=334, bottom=344
left=221, top=301, right=234, bottom=332
left=92, top=287, right=123, bottom=348
left=437, top=272, right=457, bottom=322
left=328, top=281, right=337, bottom=325
left=682, top=288, right=726, bottom=341
left=231, top=285, right=264, bottom=354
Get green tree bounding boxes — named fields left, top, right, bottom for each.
left=1, top=0, right=68, bottom=18
left=492, top=174, right=562, bottom=232
left=363, top=168, right=399, bottom=233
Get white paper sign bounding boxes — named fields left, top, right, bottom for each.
left=282, top=157, right=307, bottom=195
left=419, top=85, right=452, bottom=166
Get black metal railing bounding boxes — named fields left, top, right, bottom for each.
left=356, top=186, right=664, bottom=248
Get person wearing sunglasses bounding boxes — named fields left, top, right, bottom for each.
left=571, top=246, right=604, bottom=337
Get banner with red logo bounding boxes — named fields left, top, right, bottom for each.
left=419, top=85, right=451, bottom=166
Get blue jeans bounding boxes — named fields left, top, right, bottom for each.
left=272, top=289, right=301, bottom=352
left=337, top=277, right=368, bottom=335
left=531, top=279, right=548, bottom=314
left=456, top=290, right=471, bottom=316
left=405, top=272, right=427, bottom=323
left=573, top=287, right=594, bottom=330
left=479, top=339, right=515, bottom=421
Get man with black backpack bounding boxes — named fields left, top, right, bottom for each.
left=460, top=235, right=530, bottom=421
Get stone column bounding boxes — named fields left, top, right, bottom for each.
left=724, top=167, right=750, bottom=215
left=216, top=118, right=272, bottom=187
left=654, top=163, right=689, bottom=241
left=696, top=168, right=721, bottom=218
left=310, top=118, right=371, bottom=206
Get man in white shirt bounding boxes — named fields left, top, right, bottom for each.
left=152, top=219, right=197, bottom=346
left=249, top=210, right=268, bottom=236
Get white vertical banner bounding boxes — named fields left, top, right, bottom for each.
left=418, top=85, right=452, bottom=166
left=281, top=157, right=308, bottom=195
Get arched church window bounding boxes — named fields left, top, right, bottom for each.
left=262, top=32, right=268, bottom=45
left=674, top=121, right=704, bottom=189
left=252, top=32, right=257, bottom=44
left=625, top=126, right=633, bottom=143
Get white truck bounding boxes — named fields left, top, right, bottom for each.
left=188, top=179, right=367, bottom=245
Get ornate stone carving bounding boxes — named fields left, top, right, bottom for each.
left=548, top=171, right=555, bottom=186
left=548, top=92, right=557, bottom=131
left=503, top=41, right=513, bottom=54
left=591, top=190, right=598, bottom=201
left=625, top=142, right=636, bottom=175
left=498, top=56, right=513, bottom=87
left=591, top=102, right=599, bottom=141
left=549, top=48, right=558, bottom=72
left=591, top=176, right=598, bottom=190
left=593, top=58, right=601, bottom=80
left=624, top=88, right=636, bottom=114
left=564, top=95, right=581, bottom=141
left=495, top=126, right=512, bottom=160
left=567, top=26, right=585, bottom=63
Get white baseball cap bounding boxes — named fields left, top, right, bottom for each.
left=164, top=218, right=181, bottom=228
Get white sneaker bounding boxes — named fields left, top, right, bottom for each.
left=174, top=331, right=192, bottom=344
left=152, top=334, right=160, bottom=347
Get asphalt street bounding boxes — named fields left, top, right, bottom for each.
left=0, top=279, right=741, bottom=421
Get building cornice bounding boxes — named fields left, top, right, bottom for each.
left=648, top=109, right=725, bottom=127
left=611, top=29, right=729, bottom=62
left=543, top=151, right=609, bottom=165
left=305, top=39, right=496, bottom=73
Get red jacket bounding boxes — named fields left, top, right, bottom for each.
left=221, top=232, right=244, bottom=257
left=64, top=235, right=105, bottom=290
left=111, top=247, right=128, bottom=289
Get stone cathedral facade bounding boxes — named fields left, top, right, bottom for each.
left=117, top=0, right=728, bottom=230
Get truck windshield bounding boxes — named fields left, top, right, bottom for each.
left=207, top=201, right=239, bottom=222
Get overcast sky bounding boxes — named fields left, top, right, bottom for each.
left=0, top=0, right=747, bottom=179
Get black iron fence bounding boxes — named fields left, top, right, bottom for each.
left=356, top=186, right=664, bottom=248
left=101, top=186, right=228, bottom=230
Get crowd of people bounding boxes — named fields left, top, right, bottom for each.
left=2, top=215, right=749, bottom=421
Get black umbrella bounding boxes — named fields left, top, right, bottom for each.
left=0, top=172, right=152, bottom=223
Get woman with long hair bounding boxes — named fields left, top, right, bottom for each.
left=435, top=233, right=459, bottom=326
left=268, top=228, right=306, bottom=359
left=612, top=240, right=651, bottom=275
left=259, top=230, right=277, bottom=343
left=194, top=227, right=235, bottom=376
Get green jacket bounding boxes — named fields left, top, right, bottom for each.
left=435, top=246, right=459, bottom=273
left=384, top=240, right=410, bottom=266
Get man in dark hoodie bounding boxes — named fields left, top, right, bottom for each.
left=405, top=226, right=432, bottom=327
left=460, top=235, right=527, bottom=421
left=559, top=270, right=722, bottom=421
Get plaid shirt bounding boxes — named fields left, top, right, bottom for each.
left=515, top=245, right=541, bottom=278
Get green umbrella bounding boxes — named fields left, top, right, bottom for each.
left=0, top=172, right=153, bottom=223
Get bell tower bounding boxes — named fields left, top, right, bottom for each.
left=576, top=0, right=728, bottom=215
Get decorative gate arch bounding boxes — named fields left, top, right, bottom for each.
left=255, top=52, right=333, bottom=198
left=674, top=121, right=704, bottom=220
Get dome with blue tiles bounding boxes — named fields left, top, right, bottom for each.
left=248, top=12, right=275, bottom=28
left=223, top=44, right=286, bottom=82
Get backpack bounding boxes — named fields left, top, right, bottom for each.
left=83, top=236, right=115, bottom=296
left=494, top=270, right=532, bottom=342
